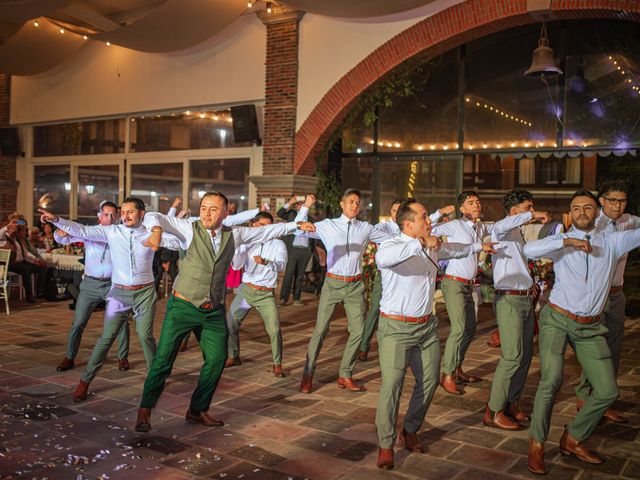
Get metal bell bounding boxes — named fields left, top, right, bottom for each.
left=525, top=23, right=562, bottom=78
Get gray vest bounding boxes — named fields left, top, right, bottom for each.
left=173, top=221, right=236, bottom=307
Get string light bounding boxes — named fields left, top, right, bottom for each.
left=106, top=41, right=111, bottom=46
left=247, top=1, right=253, bottom=6
left=266, top=1, right=273, bottom=13
left=33, top=21, right=39, bottom=27
left=59, top=28, right=64, bottom=34
left=83, top=35, right=88, bottom=40
left=467, top=95, right=533, bottom=127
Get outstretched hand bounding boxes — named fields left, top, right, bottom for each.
left=38, top=208, right=59, bottom=224
left=142, top=227, right=163, bottom=251
left=297, top=221, right=316, bottom=232
left=438, top=205, right=455, bottom=216
left=304, top=194, right=316, bottom=208
left=421, top=236, right=442, bottom=249
left=532, top=211, right=551, bottom=224
left=481, top=242, right=498, bottom=254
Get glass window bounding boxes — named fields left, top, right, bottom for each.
left=516, top=155, right=582, bottom=187
left=341, top=157, right=373, bottom=220
left=342, top=111, right=375, bottom=154
left=33, top=165, right=70, bottom=225
left=77, top=165, right=120, bottom=225
left=34, top=119, right=126, bottom=156
left=188, top=158, right=250, bottom=214
left=130, top=163, right=183, bottom=213
left=130, top=109, right=255, bottom=152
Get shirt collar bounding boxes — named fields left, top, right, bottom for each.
left=339, top=214, right=354, bottom=223
left=575, top=228, right=596, bottom=239
left=399, top=232, right=417, bottom=242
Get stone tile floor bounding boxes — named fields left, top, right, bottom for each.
left=1, top=292, right=640, bottom=479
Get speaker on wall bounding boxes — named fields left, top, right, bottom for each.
left=0, top=127, right=20, bottom=156
left=231, top=105, right=261, bottom=144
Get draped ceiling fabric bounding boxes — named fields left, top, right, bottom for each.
left=89, top=0, right=249, bottom=53
left=280, top=0, right=437, bottom=18
left=0, top=0, right=70, bottom=25
left=0, top=17, right=85, bottom=75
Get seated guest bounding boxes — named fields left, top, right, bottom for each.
left=30, top=227, right=44, bottom=249
left=40, top=222, right=59, bottom=251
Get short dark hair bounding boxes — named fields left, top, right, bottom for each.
left=100, top=201, right=117, bottom=212
left=598, top=181, right=629, bottom=198
left=457, top=191, right=479, bottom=207
left=391, top=198, right=405, bottom=207
left=572, top=189, right=598, bottom=205
left=122, top=197, right=145, bottom=211
left=502, top=189, right=533, bottom=213
left=342, top=188, right=361, bottom=200
left=200, top=191, right=229, bottom=208
left=395, top=198, right=419, bottom=231
left=252, top=211, right=274, bottom=223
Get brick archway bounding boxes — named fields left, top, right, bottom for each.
left=294, top=0, right=640, bottom=175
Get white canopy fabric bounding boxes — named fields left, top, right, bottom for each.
left=0, top=0, right=70, bottom=25
left=280, top=0, right=437, bottom=18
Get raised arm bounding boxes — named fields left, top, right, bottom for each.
left=234, top=221, right=298, bottom=247
left=370, top=223, right=395, bottom=244
left=523, top=234, right=565, bottom=260
left=222, top=208, right=259, bottom=227
left=612, top=228, right=640, bottom=258
left=143, top=212, right=193, bottom=249
left=51, top=218, right=109, bottom=243
left=376, top=238, right=422, bottom=269
left=439, top=241, right=481, bottom=260
left=53, top=230, right=87, bottom=245
left=493, top=212, right=533, bottom=239
left=431, top=220, right=458, bottom=237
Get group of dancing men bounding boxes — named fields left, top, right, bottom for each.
left=39, top=180, right=640, bottom=475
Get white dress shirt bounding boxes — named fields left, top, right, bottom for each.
left=594, top=211, right=640, bottom=287
left=54, top=231, right=112, bottom=279
left=376, top=233, right=481, bottom=317
left=432, top=218, right=493, bottom=280
left=168, top=207, right=259, bottom=226
left=232, top=239, right=288, bottom=288
left=524, top=227, right=640, bottom=316
left=53, top=219, right=159, bottom=286
left=491, top=212, right=534, bottom=291
left=373, top=220, right=401, bottom=241
left=295, top=213, right=389, bottom=276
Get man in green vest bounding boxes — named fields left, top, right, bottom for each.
left=135, top=191, right=314, bottom=432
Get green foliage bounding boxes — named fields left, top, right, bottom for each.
left=314, top=169, right=342, bottom=217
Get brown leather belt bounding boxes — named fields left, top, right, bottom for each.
left=326, top=272, right=362, bottom=283
left=85, top=275, right=110, bottom=282
left=609, top=286, right=623, bottom=294
left=549, top=303, right=600, bottom=325
left=443, top=274, right=475, bottom=286
left=381, top=312, right=431, bottom=324
left=173, top=291, right=216, bottom=310
left=113, top=281, right=154, bottom=291
left=495, top=289, right=532, bottom=296
left=246, top=282, right=274, bottom=292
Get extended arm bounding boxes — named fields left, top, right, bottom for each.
left=523, top=234, right=564, bottom=260
left=52, top=218, right=109, bottom=243
left=53, top=230, right=87, bottom=245
left=493, top=212, right=533, bottom=239
left=234, top=222, right=297, bottom=247
left=222, top=208, right=259, bottom=227
left=143, top=212, right=193, bottom=249
left=439, top=242, right=481, bottom=260
left=376, top=239, right=423, bottom=269
left=612, top=228, right=640, bottom=258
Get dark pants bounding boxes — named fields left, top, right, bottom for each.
left=9, top=261, right=48, bottom=299
left=280, top=247, right=311, bottom=302
left=153, top=248, right=179, bottom=291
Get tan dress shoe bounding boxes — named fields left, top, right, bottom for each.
left=400, top=429, right=424, bottom=453
left=185, top=410, right=224, bottom=427
left=272, top=364, right=286, bottom=378
left=483, top=406, right=523, bottom=431
left=73, top=380, right=90, bottom=403
left=135, top=407, right=152, bottom=432
left=603, top=408, right=628, bottom=424
left=440, top=373, right=463, bottom=395
left=56, top=358, right=75, bottom=372
left=528, top=438, right=546, bottom=475
left=506, top=400, right=531, bottom=422
left=337, top=377, right=366, bottom=392
left=559, top=429, right=603, bottom=464
left=456, top=367, right=481, bottom=383
left=376, top=448, right=394, bottom=469
left=299, top=374, right=313, bottom=394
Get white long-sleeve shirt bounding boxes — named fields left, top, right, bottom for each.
left=54, top=231, right=112, bottom=279
left=491, top=212, right=534, bottom=290
left=232, top=239, right=288, bottom=288
left=376, top=233, right=481, bottom=317
left=168, top=207, right=259, bottom=226
left=432, top=218, right=493, bottom=280
left=524, top=227, right=640, bottom=316
left=594, top=211, right=640, bottom=287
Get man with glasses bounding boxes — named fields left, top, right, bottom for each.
left=574, top=182, right=639, bottom=424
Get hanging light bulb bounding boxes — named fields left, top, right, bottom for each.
left=266, top=1, right=273, bottom=13
left=247, top=1, right=253, bottom=7
left=33, top=20, right=39, bottom=27
left=524, top=21, right=563, bottom=78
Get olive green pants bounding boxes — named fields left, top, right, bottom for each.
left=303, top=277, right=366, bottom=378
left=530, top=305, right=618, bottom=443
left=441, top=278, right=476, bottom=375
left=487, top=294, right=534, bottom=412
left=375, top=316, right=440, bottom=449
left=575, top=290, right=625, bottom=401
left=360, top=272, right=382, bottom=354
left=227, top=283, right=282, bottom=365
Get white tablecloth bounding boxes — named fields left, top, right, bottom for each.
left=41, top=253, right=84, bottom=272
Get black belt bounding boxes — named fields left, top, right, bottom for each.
left=85, top=275, right=110, bottom=282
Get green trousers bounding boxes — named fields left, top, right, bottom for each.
left=441, top=278, right=476, bottom=375
left=375, top=316, right=440, bottom=449
left=227, top=283, right=282, bottom=364
left=530, top=305, right=618, bottom=443
left=487, top=294, right=534, bottom=412
left=575, top=290, right=626, bottom=400
left=66, top=277, right=129, bottom=361
left=140, top=296, right=228, bottom=412
left=359, top=272, right=382, bottom=354
left=81, top=285, right=156, bottom=383
left=303, top=277, right=366, bottom=378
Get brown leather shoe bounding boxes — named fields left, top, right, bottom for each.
left=506, top=400, right=531, bottom=422
left=357, top=351, right=368, bottom=361
left=559, top=429, right=603, bottom=464
left=185, top=410, right=224, bottom=427
left=483, top=406, right=523, bottom=431
left=179, top=337, right=189, bottom=352
left=440, top=373, right=463, bottom=395
left=118, top=358, right=130, bottom=371
left=528, top=438, right=546, bottom=475
left=487, top=329, right=501, bottom=348
left=603, top=408, right=628, bottom=424
left=224, top=357, right=241, bottom=368
left=337, top=377, right=366, bottom=392
left=56, top=357, right=75, bottom=372
left=135, top=407, right=152, bottom=432
left=299, top=374, right=313, bottom=394
left=376, top=448, right=394, bottom=469
left=400, top=428, right=424, bottom=453
left=456, top=367, right=481, bottom=383
left=73, top=380, right=90, bottom=403
left=272, top=364, right=286, bottom=378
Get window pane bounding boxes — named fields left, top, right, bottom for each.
left=130, top=163, right=183, bottom=213
left=131, top=108, right=255, bottom=152
left=341, top=158, right=373, bottom=221
left=34, top=119, right=126, bottom=156
left=33, top=165, right=70, bottom=225
left=189, top=158, right=251, bottom=213
left=77, top=165, right=119, bottom=225
left=342, top=111, right=374, bottom=154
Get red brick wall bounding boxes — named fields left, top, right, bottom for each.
left=0, top=74, right=18, bottom=223
left=294, top=0, right=640, bottom=175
